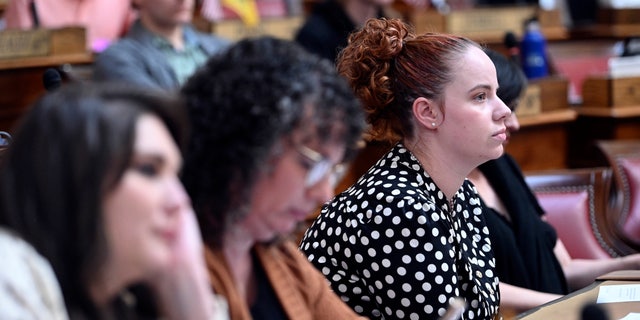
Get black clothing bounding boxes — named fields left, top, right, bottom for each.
left=479, top=154, right=568, bottom=295
left=294, top=0, right=383, bottom=63
left=250, top=251, right=287, bottom=319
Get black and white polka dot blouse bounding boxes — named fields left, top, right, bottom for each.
left=300, top=143, right=500, bottom=319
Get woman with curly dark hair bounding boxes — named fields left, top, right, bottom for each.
left=180, top=37, right=367, bottom=319
left=300, top=18, right=511, bottom=319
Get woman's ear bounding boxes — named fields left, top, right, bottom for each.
left=412, top=97, right=439, bottom=130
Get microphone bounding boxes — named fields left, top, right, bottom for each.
left=503, top=31, right=520, bottom=65
left=581, top=302, right=609, bottom=320
left=29, top=0, right=40, bottom=28
left=42, top=68, right=62, bottom=91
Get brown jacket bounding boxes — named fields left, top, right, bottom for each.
left=205, top=241, right=367, bottom=320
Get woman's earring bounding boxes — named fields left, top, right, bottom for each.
left=431, top=122, right=436, bottom=127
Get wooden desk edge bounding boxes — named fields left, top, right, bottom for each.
left=518, top=109, right=578, bottom=127
left=0, top=52, right=94, bottom=70
left=577, top=105, right=640, bottom=118
left=516, top=280, right=601, bottom=319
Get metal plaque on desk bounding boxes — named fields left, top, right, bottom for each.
left=0, top=27, right=86, bottom=59
left=516, top=84, right=542, bottom=117
left=0, top=29, right=50, bottom=59
left=410, top=6, right=567, bottom=44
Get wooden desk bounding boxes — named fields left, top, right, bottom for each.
left=568, top=105, right=640, bottom=168
left=518, top=270, right=640, bottom=320
left=0, top=53, right=93, bottom=132
left=506, top=109, right=578, bottom=171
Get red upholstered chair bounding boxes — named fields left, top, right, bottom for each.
left=597, top=140, right=640, bottom=251
left=524, top=167, right=634, bottom=259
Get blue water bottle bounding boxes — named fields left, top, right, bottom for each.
left=520, top=18, right=549, bottom=79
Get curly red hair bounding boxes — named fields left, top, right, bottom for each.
left=337, top=18, right=479, bottom=142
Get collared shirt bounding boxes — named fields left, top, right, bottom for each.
left=152, top=28, right=209, bottom=86
left=93, top=19, right=230, bottom=90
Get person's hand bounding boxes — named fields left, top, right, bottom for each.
left=620, top=253, right=640, bottom=269
left=149, top=208, right=217, bottom=320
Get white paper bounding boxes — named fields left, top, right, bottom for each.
left=620, top=313, right=640, bottom=320
left=597, top=284, right=640, bottom=303
left=599, top=0, right=640, bottom=9
left=608, top=56, right=640, bottom=79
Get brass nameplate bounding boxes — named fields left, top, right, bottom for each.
left=0, top=29, right=50, bottom=59
left=212, top=16, right=303, bottom=41
left=517, top=84, right=541, bottom=117
left=0, top=27, right=86, bottom=59
left=446, top=6, right=537, bottom=36
left=410, top=7, right=567, bottom=43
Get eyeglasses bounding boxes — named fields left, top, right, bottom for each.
left=295, top=145, right=345, bottom=187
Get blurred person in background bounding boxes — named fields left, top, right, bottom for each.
left=294, top=0, right=391, bottom=63
left=0, top=82, right=227, bottom=319
left=94, top=0, right=229, bottom=90
left=294, top=0, right=428, bottom=64
left=470, top=49, right=640, bottom=315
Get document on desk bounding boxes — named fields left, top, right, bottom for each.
left=620, top=313, right=640, bottom=320
left=597, top=284, right=640, bottom=303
